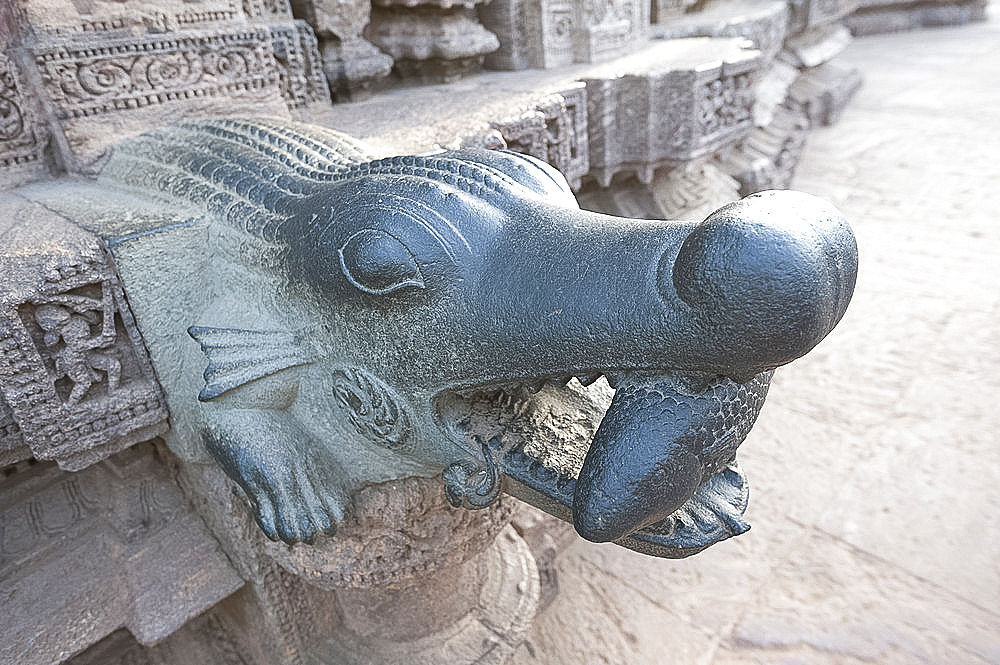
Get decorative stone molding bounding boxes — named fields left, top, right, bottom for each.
left=651, top=0, right=790, bottom=64
left=0, top=52, right=51, bottom=188
left=33, top=29, right=282, bottom=120
left=4, top=0, right=333, bottom=175
left=479, top=0, right=649, bottom=70
left=492, top=85, right=589, bottom=190
left=584, top=38, right=760, bottom=186
left=0, top=195, right=169, bottom=471
left=0, top=442, right=244, bottom=665
left=269, top=20, right=334, bottom=114
left=368, top=6, right=500, bottom=83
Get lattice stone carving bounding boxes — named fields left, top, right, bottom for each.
left=0, top=196, right=168, bottom=471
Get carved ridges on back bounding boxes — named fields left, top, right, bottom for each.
left=104, top=119, right=533, bottom=245
left=337, top=154, right=527, bottom=202
left=105, top=129, right=292, bottom=242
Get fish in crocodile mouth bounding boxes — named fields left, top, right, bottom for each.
left=436, top=368, right=772, bottom=559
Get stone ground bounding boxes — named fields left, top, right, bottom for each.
left=509, top=11, right=1000, bottom=665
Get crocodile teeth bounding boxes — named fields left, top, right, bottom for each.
left=576, top=372, right=602, bottom=387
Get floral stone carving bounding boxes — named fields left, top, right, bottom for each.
left=76, top=117, right=858, bottom=564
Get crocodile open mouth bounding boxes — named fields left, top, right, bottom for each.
left=436, top=369, right=772, bottom=559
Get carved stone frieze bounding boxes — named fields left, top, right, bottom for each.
left=0, top=442, right=244, bottom=665
left=492, top=84, right=589, bottom=190
left=0, top=195, right=168, bottom=471
left=33, top=29, right=282, bottom=120
left=244, top=0, right=294, bottom=18
left=479, top=0, right=649, bottom=70
left=584, top=38, right=760, bottom=186
left=0, top=52, right=51, bottom=189
left=12, top=0, right=246, bottom=35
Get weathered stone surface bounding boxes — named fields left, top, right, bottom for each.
left=490, top=84, right=589, bottom=189
left=264, top=475, right=516, bottom=589
left=845, top=0, right=988, bottom=35
left=0, top=442, right=244, bottom=665
left=0, top=51, right=51, bottom=189
left=650, top=0, right=790, bottom=64
left=290, top=0, right=393, bottom=100
left=269, top=19, right=334, bottom=116
left=788, top=0, right=860, bottom=33
left=479, top=0, right=649, bottom=70
left=0, top=194, right=168, bottom=471
left=576, top=159, right=742, bottom=221
left=318, top=526, right=539, bottom=665
left=789, top=58, right=864, bottom=126
left=722, top=102, right=811, bottom=194
left=783, top=22, right=854, bottom=68
left=583, top=38, right=760, bottom=186
left=369, top=7, right=500, bottom=83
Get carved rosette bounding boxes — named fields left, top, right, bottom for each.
left=0, top=201, right=168, bottom=471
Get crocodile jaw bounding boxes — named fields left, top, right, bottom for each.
left=435, top=369, right=771, bottom=558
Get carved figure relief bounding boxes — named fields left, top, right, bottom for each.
left=0, top=203, right=168, bottom=471
left=95, top=118, right=857, bottom=560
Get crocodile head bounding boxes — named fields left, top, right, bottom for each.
left=281, top=148, right=857, bottom=557
left=105, top=120, right=856, bottom=557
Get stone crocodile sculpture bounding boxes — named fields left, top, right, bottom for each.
left=97, top=118, right=857, bottom=558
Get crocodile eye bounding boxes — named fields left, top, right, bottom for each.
left=338, top=229, right=425, bottom=295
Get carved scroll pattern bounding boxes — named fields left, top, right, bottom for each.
left=34, top=29, right=280, bottom=119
